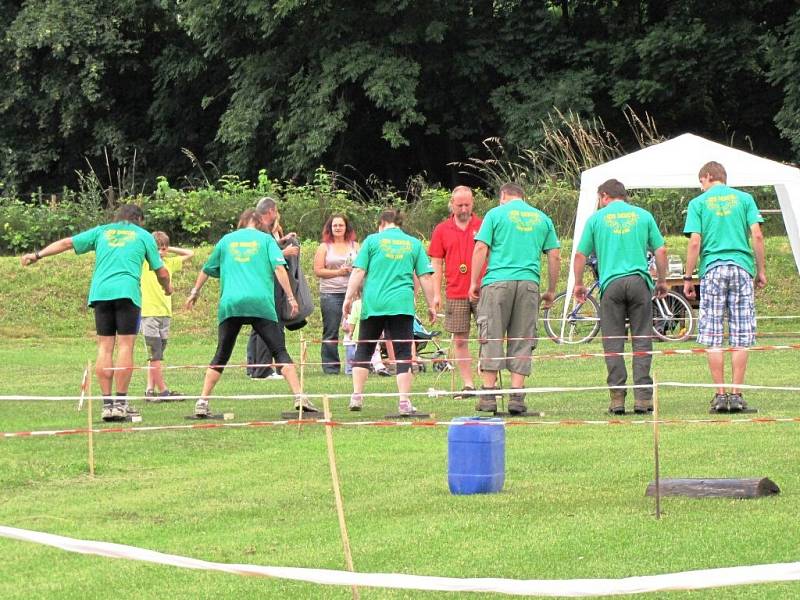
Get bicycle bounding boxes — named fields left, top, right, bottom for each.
left=542, top=256, right=694, bottom=344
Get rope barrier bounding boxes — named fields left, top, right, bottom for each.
left=2, top=525, right=799, bottom=596
left=4, top=415, right=800, bottom=439
left=91, top=341, right=800, bottom=372
left=5, top=380, right=800, bottom=403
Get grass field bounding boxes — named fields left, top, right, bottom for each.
left=1, top=237, right=800, bottom=598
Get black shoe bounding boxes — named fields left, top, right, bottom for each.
left=710, top=393, right=729, bottom=412
left=727, top=393, right=745, bottom=412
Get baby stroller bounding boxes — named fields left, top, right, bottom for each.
left=412, top=316, right=452, bottom=373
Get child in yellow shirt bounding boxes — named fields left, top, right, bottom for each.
left=141, top=231, right=193, bottom=400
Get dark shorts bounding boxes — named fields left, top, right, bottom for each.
left=93, top=299, right=140, bottom=336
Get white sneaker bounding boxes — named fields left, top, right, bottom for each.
left=267, top=372, right=284, bottom=380
left=293, top=395, right=319, bottom=412
left=194, top=399, right=210, bottom=417
left=349, top=393, right=363, bottom=411
left=111, top=403, right=127, bottom=419
left=398, top=400, right=417, bottom=415
left=102, top=404, right=114, bottom=421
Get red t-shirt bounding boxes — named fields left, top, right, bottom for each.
left=428, top=214, right=483, bottom=299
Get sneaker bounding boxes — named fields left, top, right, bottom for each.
left=349, top=393, right=363, bottom=412
left=267, top=372, right=284, bottom=380
left=159, top=390, right=185, bottom=402
left=508, top=392, right=527, bottom=416
left=145, top=389, right=162, bottom=403
left=375, top=368, right=392, bottom=377
left=111, top=403, right=127, bottom=419
left=294, top=395, right=319, bottom=412
left=475, top=387, right=498, bottom=412
left=194, top=399, right=210, bottom=417
left=727, top=393, right=745, bottom=412
left=101, top=404, right=114, bottom=421
left=710, top=393, right=729, bottom=412
left=398, top=400, right=417, bottom=415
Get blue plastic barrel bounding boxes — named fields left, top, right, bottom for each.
left=447, top=417, right=505, bottom=495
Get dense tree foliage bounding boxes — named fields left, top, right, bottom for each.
left=1, top=0, right=798, bottom=194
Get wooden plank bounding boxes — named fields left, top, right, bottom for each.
left=645, top=478, right=780, bottom=498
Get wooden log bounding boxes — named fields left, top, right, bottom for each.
left=645, top=478, right=780, bottom=499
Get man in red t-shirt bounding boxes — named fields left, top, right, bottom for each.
left=429, top=186, right=483, bottom=396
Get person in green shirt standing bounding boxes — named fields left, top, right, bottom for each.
left=468, top=182, right=561, bottom=415
left=573, top=179, right=668, bottom=415
left=683, top=161, right=766, bottom=412
left=343, top=209, right=437, bottom=415
left=20, top=205, right=172, bottom=421
left=185, top=209, right=316, bottom=417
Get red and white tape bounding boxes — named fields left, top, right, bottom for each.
left=1, top=525, right=799, bottom=596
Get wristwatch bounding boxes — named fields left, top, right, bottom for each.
left=682, top=275, right=693, bottom=281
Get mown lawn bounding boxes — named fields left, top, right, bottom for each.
left=1, top=237, right=799, bottom=598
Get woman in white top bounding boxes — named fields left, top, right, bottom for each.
left=313, top=214, right=359, bottom=374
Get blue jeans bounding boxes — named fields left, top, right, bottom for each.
left=320, top=292, right=345, bottom=374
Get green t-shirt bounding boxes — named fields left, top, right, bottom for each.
left=577, top=200, right=665, bottom=294
left=683, top=184, right=763, bottom=277
left=72, top=221, right=163, bottom=307
left=475, top=198, right=560, bottom=286
left=353, top=227, right=433, bottom=319
left=202, top=228, right=286, bottom=323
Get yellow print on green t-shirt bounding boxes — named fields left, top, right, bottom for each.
left=380, top=238, right=412, bottom=260
left=706, top=194, right=738, bottom=217
left=508, top=210, right=541, bottom=232
left=230, top=241, right=258, bottom=263
left=104, top=229, right=136, bottom=247
left=604, top=211, right=639, bottom=235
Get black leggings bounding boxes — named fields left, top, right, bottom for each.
left=354, top=314, right=413, bottom=374
left=210, top=317, right=292, bottom=373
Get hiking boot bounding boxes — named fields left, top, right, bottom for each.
left=475, top=387, right=498, bottom=412
left=111, top=403, right=127, bottom=420
left=633, top=400, right=653, bottom=414
left=294, top=394, right=319, bottom=412
left=608, top=390, right=626, bottom=415
left=349, top=393, right=363, bottom=412
left=508, top=392, right=527, bottom=416
left=194, top=399, right=210, bottom=417
left=727, top=393, right=745, bottom=412
left=710, top=393, right=729, bottom=412
left=398, top=400, right=417, bottom=415
left=101, top=403, right=114, bottom=421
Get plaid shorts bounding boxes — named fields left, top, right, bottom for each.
left=697, top=264, right=756, bottom=347
left=444, top=298, right=478, bottom=334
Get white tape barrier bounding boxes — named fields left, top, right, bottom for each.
left=1, top=526, right=799, bottom=596
left=5, top=380, right=800, bottom=403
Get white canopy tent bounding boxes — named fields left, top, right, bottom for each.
left=565, top=133, right=800, bottom=304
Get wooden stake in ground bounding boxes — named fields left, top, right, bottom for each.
left=322, top=395, right=359, bottom=600
left=86, top=360, right=95, bottom=477
left=652, top=376, right=661, bottom=520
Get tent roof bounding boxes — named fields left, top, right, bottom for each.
left=580, top=133, right=800, bottom=189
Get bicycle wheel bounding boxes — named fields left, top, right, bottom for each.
left=652, top=291, right=694, bottom=342
left=543, top=292, right=601, bottom=344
